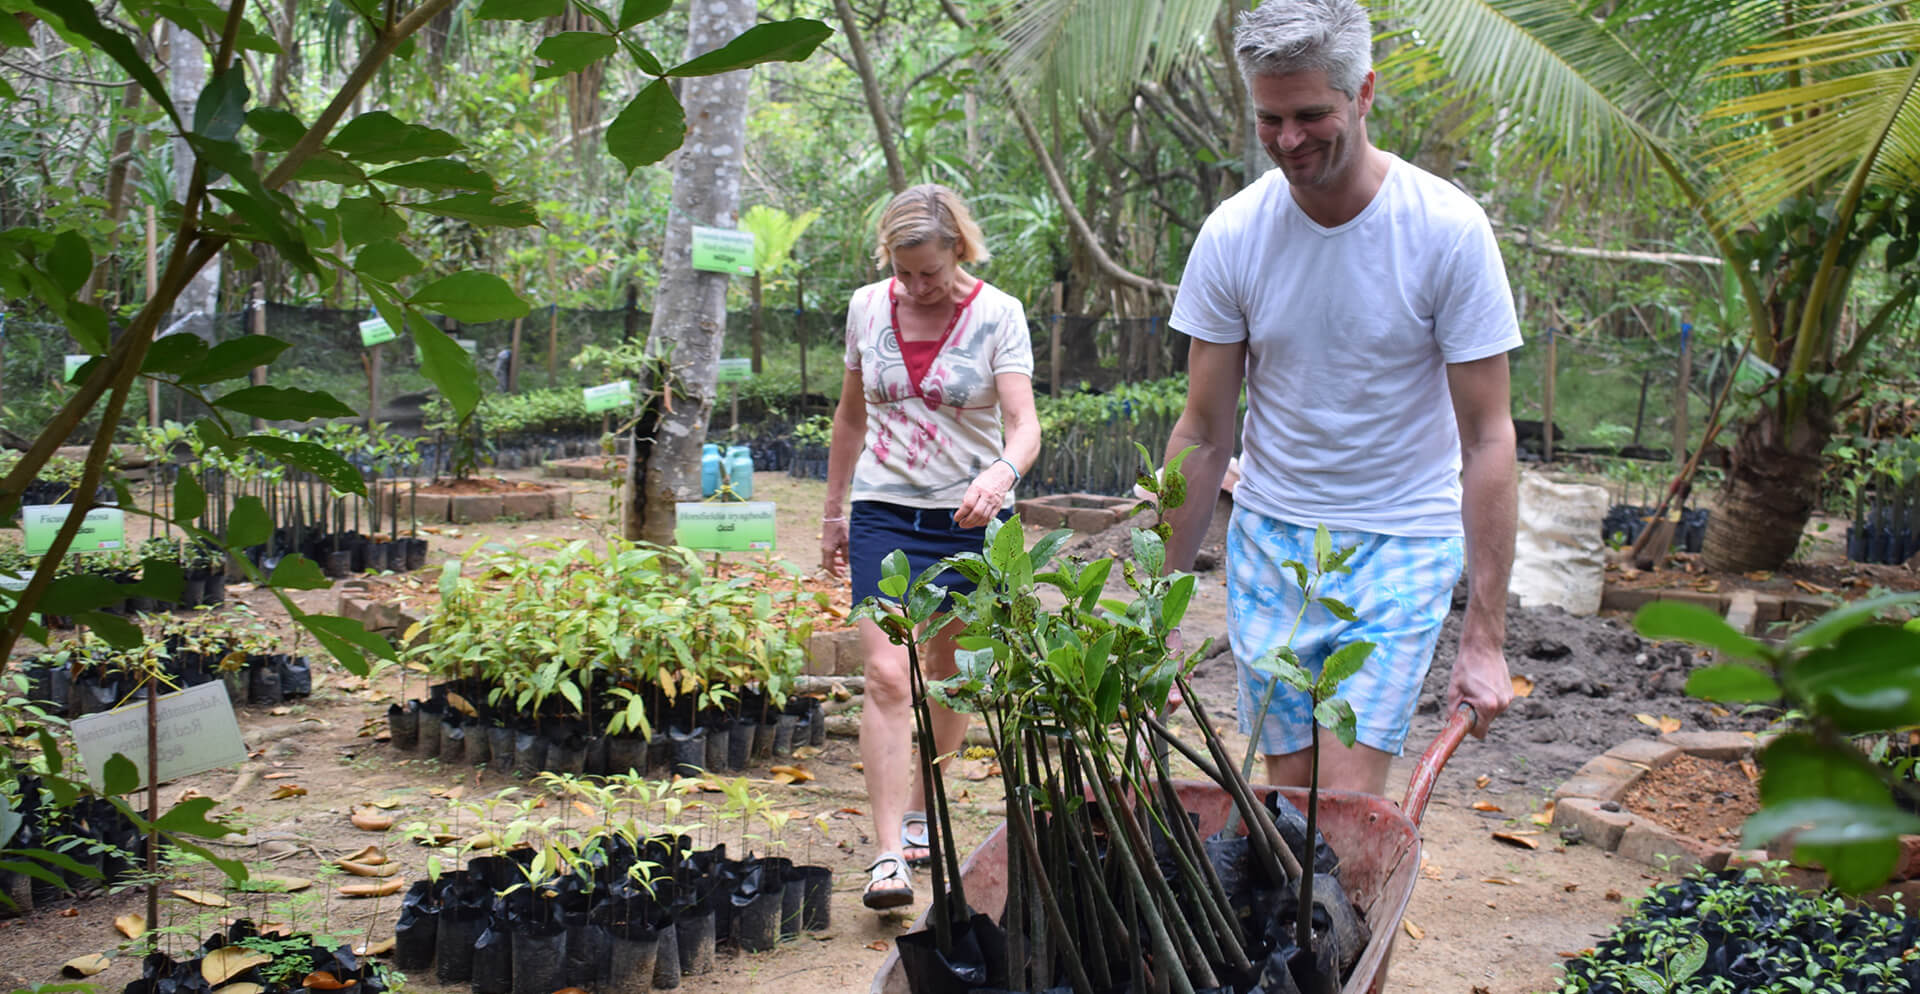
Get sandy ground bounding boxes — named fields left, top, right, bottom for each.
left=0, top=468, right=1824, bottom=994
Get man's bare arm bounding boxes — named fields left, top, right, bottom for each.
left=1446, top=353, right=1518, bottom=736
left=1162, top=337, right=1247, bottom=573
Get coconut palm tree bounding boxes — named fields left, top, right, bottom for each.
left=1387, top=0, right=1920, bottom=571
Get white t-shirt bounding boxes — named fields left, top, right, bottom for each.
left=844, top=278, right=1035, bottom=508
left=1171, top=154, right=1522, bottom=536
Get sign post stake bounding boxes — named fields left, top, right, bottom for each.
left=1543, top=327, right=1557, bottom=463
left=144, top=674, right=159, bottom=942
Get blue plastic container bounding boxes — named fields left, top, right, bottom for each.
left=725, top=445, right=755, bottom=500
left=701, top=444, right=722, bottom=498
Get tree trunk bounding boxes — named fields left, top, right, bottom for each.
left=833, top=0, right=906, bottom=194
left=623, top=0, right=755, bottom=543
left=1701, top=395, right=1835, bottom=573
left=169, top=23, right=221, bottom=322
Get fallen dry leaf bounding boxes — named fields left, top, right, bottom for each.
left=173, top=889, right=230, bottom=907
left=354, top=938, right=396, bottom=958
left=792, top=745, right=823, bottom=760
left=572, top=800, right=596, bottom=819
left=465, top=832, right=496, bottom=850
left=837, top=807, right=866, bottom=817
left=350, top=811, right=394, bottom=831
left=1532, top=802, right=1556, bottom=827
left=1795, top=579, right=1833, bottom=595
left=445, top=691, right=477, bottom=717
left=1510, top=674, right=1535, bottom=698
left=368, top=798, right=402, bottom=810
left=213, top=984, right=265, bottom=994
left=867, top=941, right=891, bottom=952
left=1402, top=920, right=1425, bottom=940
left=1491, top=832, right=1541, bottom=850
left=1421, top=863, right=1444, bottom=881
left=1710, top=705, right=1730, bottom=718
left=263, top=772, right=296, bottom=780
left=1563, top=882, right=1580, bottom=893
left=1604, top=889, right=1623, bottom=902
left=337, top=860, right=396, bottom=878
left=1659, top=716, right=1682, bottom=734
left=1740, top=759, right=1760, bottom=782
left=269, top=707, right=292, bottom=716
left=58, top=907, right=78, bottom=917
left=1482, top=876, right=1518, bottom=886
left=302, top=970, right=358, bottom=990
left=62, top=954, right=111, bottom=977
left=1471, top=801, right=1502, bottom=813
left=270, top=785, right=308, bottom=800
left=769, top=765, right=815, bottom=783
left=343, top=845, right=385, bottom=865
left=339, top=878, right=406, bottom=898
left=202, top=946, right=271, bottom=984
left=1634, top=713, right=1683, bottom=734
left=250, top=875, right=312, bottom=892
left=1474, top=774, right=1491, bottom=789
left=115, top=913, right=147, bottom=938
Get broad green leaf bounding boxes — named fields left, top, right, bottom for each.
left=151, top=796, right=240, bottom=839
left=328, top=111, right=463, bottom=164
left=46, top=231, right=91, bottom=295
left=300, top=613, right=396, bottom=667
left=1253, top=646, right=1312, bottom=693
left=78, top=611, right=142, bottom=649
left=1318, top=640, right=1375, bottom=694
left=1314, top=698, right=1357, bottom=747
left=0, top=859, right=69, bottom=890
left=1617, top=966, right=1666, bottom=994
left=1315, top=596, right=1358, bottom=622
left=409, top=272, right=530, bottom=322
left=989, top=515, right=1025, bottom=575
left=407, top=194, right=540, bottom=228
left=335, top=196, right=406, bottom=248
left=1745, top=800, right=1920, bottom=850
left=41, top=574, right=123, bottom=614
left=1671, top=936, right=1708, bottom=983
left=178, top=335, right=291, bottom=385
left=128, top=560, right=183, bottom=604
left=1633, top=601, right=1767, bottom=662
left=1312, top=524, right=1333, bottom=572
left=1129, top=527, right=1165, bottom=577
left=369, top=159, right=496, bottom=193
left=406, top=313, right=482, bottom=419
left=213, top=385, right=359, bottom=421
left=606, top=79, right=686, bottom=171
left=473, top=0, right=564, bottom=19
left=245, top=107, right=305, bottom=151
left=34, top=0, right=178, bottom=125
left=244, top=435, right=367, bottom=496
left=878, top=549, right=910, bottom=599
left=1788, top=626, right=1920, bottom=732
left=1076, top=558, right=1112, bottom=612
left=142, top=332, right=209, bottom=374
left=1758, top=733, right=1887, bottom=807
left=0, top=13, right=32, bottom=46
left=618, top=0, right=670, bottom=29
left=1684, top=663, right=1781, bottom=703
left=192, top=67, right=248, bottom=145
left=534, top=32, right=618, bottom=79
left=102, top=754, right=140, bottom=796
left=174, top=472, right=206, bottom=525
left=1161, top=573, right=1195, bottom=630
left=1093, top=669, right=1123, bottom=726
left=228, top=496, right=270, bottom=547
left=0, top=797, right=19, bottom=849
left=292, top=151, right=367, bottom=185
left=666, top=19, right=833, bottom=77
left=355, top=240, right=423, bottom=281
left=206, top=188, right=317, bottom=271
left=1788, top=592, right=1920, bottom=652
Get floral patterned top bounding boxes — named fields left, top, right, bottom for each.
left=843, top=277, right=1034, bottom=508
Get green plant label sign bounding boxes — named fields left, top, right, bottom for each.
left=70, top=681, right=249, bottom=793
left=359, top=316, right=397, bottom=347
left=583, top=380, right=634, bottom=413
left=63, top=354, right=91, bottom=382
left=690, top=226, right=756, bottom=276
left=21, top=504, right=125, bottom=555
left=716, top=358, right=752, bottom=384
left=676, top=501, right=776, bottom=552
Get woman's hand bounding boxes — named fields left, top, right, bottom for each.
left=821, top=515, right=850, bottom=577
left=953, top=461, right=1018, bottom=529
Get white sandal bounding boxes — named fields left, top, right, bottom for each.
left=902, top=810, right=932, bottom=866
left=863, top=852, right=915, bottom=910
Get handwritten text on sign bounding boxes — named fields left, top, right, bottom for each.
left=70, top=682, right=249, bottom=792
left=675, top=501, right=776, bottom=552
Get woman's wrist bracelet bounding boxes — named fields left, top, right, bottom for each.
left=822, top=515, right=847, bottom=523
left=993, top=456, right=1021, bottom=485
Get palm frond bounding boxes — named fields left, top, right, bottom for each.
left=985, top=0, right=1222, bottom=109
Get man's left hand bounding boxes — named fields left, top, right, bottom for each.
left=1447, top=639, right=1512, bottom=738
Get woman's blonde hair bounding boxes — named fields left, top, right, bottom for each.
left=873, top=184, right=991, bottom=269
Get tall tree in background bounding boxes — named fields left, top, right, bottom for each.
left=168, top=22, right=219, bottom=323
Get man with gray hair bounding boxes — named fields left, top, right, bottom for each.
left=1162, top=0, right=1520, bottom=795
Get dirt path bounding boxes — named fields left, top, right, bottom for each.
left=0, top=470, right=1813, bottom=994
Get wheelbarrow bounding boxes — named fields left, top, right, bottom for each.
left=871, top=703, right=1478, bottom=994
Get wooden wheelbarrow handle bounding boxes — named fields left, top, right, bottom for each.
left=1401, top=703, right=1476, bottom=827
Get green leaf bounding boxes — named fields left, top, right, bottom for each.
left=1161, top=573, right=1195, bottom=630
left=407, top=313, right=482, bottom=420
left=143, top=331, right=210, bottom=374
left=1318, top=640, right=1375, bottom=694
left=151, top=796, right=239, bottom=839
left=1684, top=663, right=1781, bottom=703
left=1129, top=527, right=1165, bottom=577
left=1312, top=524, right=1333, bottom=573
left=1314, top=698, right=1357, bottom=747
left=102, top=754, right=140, bottom=796
left=1617, top=966, right=1666, bottom=994
left=1253, top=646, right=1313, bottom=693
left=244, top=435, right=367, bottom=496
left=1759, top=733, right=1887, bottom=807
left=228, top=496, right=270, bottom=548
left=355, top=240, right=423, bottom=281
left=192, top=67, right=248, bottom=145
left=407, top=194, right=541, bottom=228
left=1093, top=669, right=1123, bottom=726
left=0, top=13, right=33, bottom=46
left=179, top=335, right=291, bottom=385
left=1788, top=592, right=1920, bottom=652
left=328, top=111, right=464, bottom=164
left=1787, top=626, right=1920, bottom=732
left=206, top=188, right=318, bottom=272
left=534, top=31, right=618, bottom=79
left=1633, top=601, right=1767, bottom=662
left=409, top=271, right=530, bottom=322
left=473, top=0, right=564, bottom=19
left=618, top=0, right=670, bottom=29
left=299, top=613, right=396, bottom=676
left=246, top=107, right=306, bottom=151
left=1670, top=935, right=1707, bottom=983
left=46, top=230, right=91, bottom=295
left=666, top=19, right=833, bottom=77
left=369, top=159, right=496, bottom=193
left=606, top=78, right=686, bottom=171
left=41, top=574, right=123, bottom=614
left=129, top=560, right=183, bottom=604
left=335, top=196, right=406, bottom=249
left=213, top=385, right=360, bottom=421
left=1315, top=596, right=1358, bottom=623
left=174, top=472, right=206, bottom=525
left=292, top=151, right=367, bottom=186
left=78, top=611, right=143, bottom=649
left=878, top=549, right=910, bottom=599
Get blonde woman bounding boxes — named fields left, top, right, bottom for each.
left=820, top=184, right=1039, bottom=910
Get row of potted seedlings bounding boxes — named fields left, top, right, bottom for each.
left=14, top=614, right=314, bottom=718
left=388, top=682, right=827, bottom=778
left=0, top=775, right=146, bottom=914
left=123, top=920, right=394, bottom=994
left=394, top=839, right=832, bottom=994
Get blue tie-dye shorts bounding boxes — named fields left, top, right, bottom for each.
left=1225, top=505, right=1465, bottom=757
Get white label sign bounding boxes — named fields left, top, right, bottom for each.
left=71, top=682, right=249, bottom=792
left=21, top=504, right=124, bottom=554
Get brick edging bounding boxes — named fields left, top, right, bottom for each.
left=1550, top=731, right=1757, bottom=873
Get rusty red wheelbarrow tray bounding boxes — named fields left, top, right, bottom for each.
left=872, top=705, right=1477, bottom=994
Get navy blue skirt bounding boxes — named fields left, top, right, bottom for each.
left=849, top=500, right=1012, bottom=606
